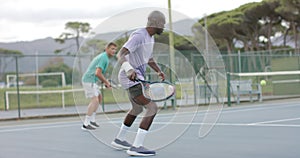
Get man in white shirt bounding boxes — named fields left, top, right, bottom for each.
left=111, top=10, right=166, bottom=156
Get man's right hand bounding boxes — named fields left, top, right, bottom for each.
left=121, top=61, right=136, bottom=81
left=126, top=69, right=137, bottom=81
left=104, top=81, right=112, bottom=90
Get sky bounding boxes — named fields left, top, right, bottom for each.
left=0, top=0, right=261, bottom=43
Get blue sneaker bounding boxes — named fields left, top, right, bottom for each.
left=127, top=146, right=156, bottom=156
left=111, top=138, right=132, bottom=150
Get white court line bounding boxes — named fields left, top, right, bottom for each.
left=1, top=120, right=299, bottom=134
left=0, top=123, right=78, bottom=133
left=105, top=100, right=300, bottom=121
left=152, top=122, right=300, bottom=128
left=221, top=102, right=300, bottom=115
left=249, top=117, right=300, bottom=125
left=134, top=101, right=300, bottom=120
left=1, top=101, right=299, bottom=133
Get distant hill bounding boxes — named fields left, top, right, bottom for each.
left=0, top=37, right=78, bottom=55
left=0, top=37, right=80, bottom=73
left=0, top=18, right=198, bottom=73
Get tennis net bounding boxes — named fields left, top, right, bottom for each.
left=227, top=70, right=300, bottom=106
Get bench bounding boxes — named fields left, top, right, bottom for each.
left=230, top=80, right=262, bottom=104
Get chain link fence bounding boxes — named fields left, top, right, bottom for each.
left=1, top=48, right=300, bottom=117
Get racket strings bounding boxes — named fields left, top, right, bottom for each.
left=146, top=83, right=174, bottom=101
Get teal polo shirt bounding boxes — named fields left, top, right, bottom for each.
left=82, top=52, right=109, bottom=83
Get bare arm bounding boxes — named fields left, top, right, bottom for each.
left=95, top=68, right=111, bottom=88
left=117, top=47, right=130, bottom=64
left=148, top=58, right=165, bottom=81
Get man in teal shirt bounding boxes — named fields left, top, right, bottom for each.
left=81, top=42, right=117, bottom=130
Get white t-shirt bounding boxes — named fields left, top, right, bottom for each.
left=118, top=28, right=154, bottom=89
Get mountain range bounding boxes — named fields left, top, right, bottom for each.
left=0, top=19, right=196, bottom=73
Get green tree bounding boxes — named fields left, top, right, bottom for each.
left=232, top=1, right=279, bottom=72
left=55, top=22, right=92, bottom=54
left=197, top=11, right=243, bottom=71
left=39, top=58, right=74, bottom=86
left=55, top=21, right=92, bottom=75
left=259, top=0, right=281, bottom=50
left=275, top=0, right=300, bottom=51
left=155, top=32, right=196, bottom=51
left=196, top=1, right=284, bottom=52
left=236, top=2, right=265, bottom=51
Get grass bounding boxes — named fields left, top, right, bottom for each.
left=267, top=57, right=300, bottom=95
left=0, top=84, right=183, bottom=110
left=1, top=86, right=81, bottom=110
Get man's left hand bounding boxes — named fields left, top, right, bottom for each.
left=158, top=71, right=165, bottom=81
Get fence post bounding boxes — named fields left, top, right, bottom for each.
left=15, top=56, right=21, bottom=118
left=62, top=91, right=65, bottom=109
left=238, top=50, right=241, bottom=73
left=4, top=91, right=6, bottom=110
left=227, top=72, right=231, bottom=106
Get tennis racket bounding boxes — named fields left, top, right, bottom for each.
left=135, top=79, right=175, bottom=102
left=108, top=79, right=121, bottom=89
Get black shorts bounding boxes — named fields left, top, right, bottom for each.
left=128, top=83, right=143, bottom=98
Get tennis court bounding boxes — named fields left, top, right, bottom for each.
left=0, top=98, right=299, bottom=158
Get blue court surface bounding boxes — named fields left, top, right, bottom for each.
left=0, top=98, right=299, bottom=158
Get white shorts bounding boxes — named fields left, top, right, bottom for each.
left=82, top=82, right=101, bottom=98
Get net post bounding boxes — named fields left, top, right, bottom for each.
left=227, top=72, right=231, bottom=106
left=171, top=97, right=176, bottom=109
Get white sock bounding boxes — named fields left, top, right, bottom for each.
left=91, top=112, right=96, bottom=122
left=116, top=123, right=130, bottom=141
left=84, top=115, right=91, bottom=126
left=133, top=128, right=148, bottom=147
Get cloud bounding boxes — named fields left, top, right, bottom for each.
left=0, top=0, right=262, bottom=42
left=1, top=6, right=122, bottom=23
left=0, top=0, right=163, bottom=23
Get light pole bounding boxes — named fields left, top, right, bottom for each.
left=168, top=0, right=176, bottom=108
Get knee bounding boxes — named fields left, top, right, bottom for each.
left=92, top=96, right=99, bottom=104
left=135, top=107, right=143, bottom=115
left=130, top=107, right=143, bottom=116
left=146, top=102, right=158, bottom=114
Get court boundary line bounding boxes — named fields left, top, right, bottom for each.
left=249, top=117, right=300, bottom=125
left=151, top=122, right=300, bottom=128
left=0, top=100, right=299, bottom=132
